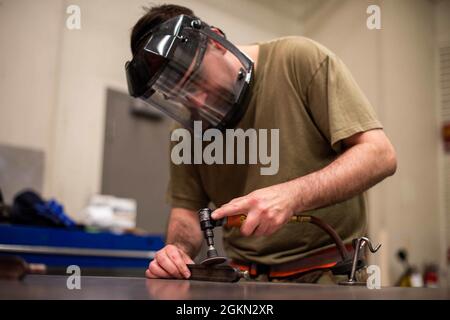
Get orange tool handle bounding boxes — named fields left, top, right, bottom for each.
left=223, top=215, right=247, bottom=228
left=223, top=215, right=311, bottom=228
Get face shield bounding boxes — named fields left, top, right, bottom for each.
left=125, top=15, right=254, bottom=131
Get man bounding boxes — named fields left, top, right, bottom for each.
left=126, top=4, right=397, bottom=283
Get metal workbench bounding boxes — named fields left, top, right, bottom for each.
left=0, top=275, right=448, bottom=300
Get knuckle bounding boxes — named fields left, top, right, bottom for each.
left=249, top=196, right=259, bottom=206
left=169, top=253, right=180, bottom=262
left=274, top=214, right=285, bottom=224
left=255, top=201, right=266, bottom=212
left=266, top=211, right=276, bottom=219
left=231, top=203, right=239, bottom=210
left=166, top=244, right=176, bottom=252
left=166, top=246, right=176, bottom=254
left=158, top=253, right=169, bottom=264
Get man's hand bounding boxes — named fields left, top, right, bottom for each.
left=145, top=244, right=194, bottom=279
left=212, top=183, right=297, bottom=237
left=145, top=207, right=202, bottom=280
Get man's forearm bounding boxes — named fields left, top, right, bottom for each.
left=166, top=208, right=203, bottom=258
left=211, top=131, right=397, bottom=237
left=290, top=140, right=397, bottom=213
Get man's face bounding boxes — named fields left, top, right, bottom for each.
left=171, top=42, right=238, bottom=118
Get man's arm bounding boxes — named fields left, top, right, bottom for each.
left=293, top=128, right=397, bottom=212
left=146, top=208, right=203, bottom=279
left=212, top=129, right=397, bottom=236
left=166, top=207, right=203, bottom=257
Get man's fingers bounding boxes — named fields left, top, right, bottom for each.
left=166, top=246, right=191, bottom=278
left=147, top=245, right=194, bottom=279
left=240, top=211, right=259, bottom=236
left=145, top=269, right=155, bottom=278
left=156, top=250, right=183, bottom=279
left=253, top=222, right=269, bottom=236
left=212, top=198, right=251, bottom=220
left=147, top=260, right=171, bottom=278
left=146, top=267, right=164, bottom=279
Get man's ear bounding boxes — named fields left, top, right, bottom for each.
left=209, top=27, right=227, bottom=54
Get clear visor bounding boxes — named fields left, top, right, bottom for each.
left=139, top=30, right=247, bottom=130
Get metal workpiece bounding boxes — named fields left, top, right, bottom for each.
left=0, top=275, right=448, bottom=300
left=187, top=264, right=247, bottom=282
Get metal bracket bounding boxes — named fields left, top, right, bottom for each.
left=339, top=237, right=381, bottom=286
left=187, top=264, right=248, bottom=282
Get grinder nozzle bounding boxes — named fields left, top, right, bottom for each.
left=197, top=208, right=220, bottom=259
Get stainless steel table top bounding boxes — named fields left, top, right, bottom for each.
left=0, top=275, right=448, bottom=300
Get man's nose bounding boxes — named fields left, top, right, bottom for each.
left=186, top=91, right=208, bottom=109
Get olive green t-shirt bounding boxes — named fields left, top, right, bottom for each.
left=166, top=36, right=382, bottom=265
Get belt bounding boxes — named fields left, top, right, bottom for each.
left=230, top=243, right=355, bottom=278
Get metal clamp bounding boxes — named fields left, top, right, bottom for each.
left=339, top=237, right=381, bottom=286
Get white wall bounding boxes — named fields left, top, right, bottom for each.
left=0, top=0, right=64, bottom=193
left=436, top=0, right=450, bottom=285
left=381, top=0, right=440, bottom=286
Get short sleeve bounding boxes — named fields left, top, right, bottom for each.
left=306, top=54, right=383, bottom=152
